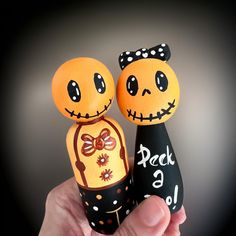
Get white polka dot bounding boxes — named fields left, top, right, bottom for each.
left=142, top=52, right=148, bottom=58
left=151, top=50, right=156, bottom=55
left=98, top=88, right=102, bottom=93
left=73, top=96, right=77, bottom=100
left=126, top=209, right=130, bottom=215
left=121, top=65, right=124, bottom=68
left=113, top=200, right=118, bottom=205
left=131, top=77, right=135, bottom=81
left=144, top=194, right=151, bottom=199
left=105, top=173, right=109, bottom=178
left=142, top=48, right=146, bottom=51
left=91, top=222, right=95, bottom=226
left=159, top=86, right=163, bottom=90
left=120, top=58, right=124, bottom=62
left=120, top=53, right=123, bottom=56
left=93, top=206, right=99, bottom=211
left=161, top=43, right=166, bottom=47
left=127, top=57, right=133, bottom=62
left=158, top=48, right=163, bottom=52
left=160, top=73, right=164, bottom=77
left=72, top=82, right=76, bottom=86
left=126, top=51, right=130, bottom=55
left=160, top=53, right=165, bottom=57
left=130, top=90, right=133, bottom=94
left=136, top=51, right=141, bottom=56
left=97, top=74, right=102, bottom=79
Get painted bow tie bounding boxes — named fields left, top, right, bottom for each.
left=119, top=43, right=171, bottom=69
left=81, top=128, right=116, bottom=156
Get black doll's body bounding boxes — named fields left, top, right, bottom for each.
left=133, top=123, right=183, bottom=213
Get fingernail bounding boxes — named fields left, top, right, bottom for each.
left=138, top=196, right=165, bottom=227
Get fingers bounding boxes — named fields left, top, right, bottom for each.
left=39, top=177, right=87, bottom=236
left=48, top=177, right=81, bottom=203
left=114, top=196, right=170, bottom=236
left=171, top=206, right=186, bottom=225
left=163, top=206, right=187, bottom=236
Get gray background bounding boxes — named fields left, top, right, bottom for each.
left=1, top=1, right=235, bottom=235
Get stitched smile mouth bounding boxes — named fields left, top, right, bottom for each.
left=127, top=99, right=175, bottom=122
left=65, top=99, right=112, bottom=119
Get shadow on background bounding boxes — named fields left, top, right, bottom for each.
left=0, top=0, right=235, bottom=235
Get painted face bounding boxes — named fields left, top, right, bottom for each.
left=52, top=57, right=115, bottom=122
left=117, top=58, right=180, bottom=125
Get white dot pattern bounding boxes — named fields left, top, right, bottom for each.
left=119, top=43, right=170, bottom=69
left=151, top=50, right=156, bottom=55
left=142, top=52, right=148, bottom=58
left=127, top=57, right=133, bottom=62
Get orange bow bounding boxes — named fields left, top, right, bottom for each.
left=81, top=128, right=116, bottom=156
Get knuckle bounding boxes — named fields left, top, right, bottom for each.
left=45, top=186, right=63, bottom=208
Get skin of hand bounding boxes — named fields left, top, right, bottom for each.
left=39, top=159, right=186, bottom=236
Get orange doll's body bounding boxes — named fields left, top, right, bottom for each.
left=52, top=58, right=134, bottom=234
left=66, top=116, right=129, bottom=188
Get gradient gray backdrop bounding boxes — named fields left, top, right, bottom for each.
left=1, top=1, right=235, bottom=235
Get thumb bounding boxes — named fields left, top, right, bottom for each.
left=114, top=196, right=170, bottom=236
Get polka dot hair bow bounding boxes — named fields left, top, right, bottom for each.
left=119, top=43, right=171, bottom=69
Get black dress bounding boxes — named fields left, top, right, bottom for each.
left=133, top=123, right=184, bottom=213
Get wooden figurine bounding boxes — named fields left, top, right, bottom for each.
left=52, top=57, right=135, bottom=234
left=116, top=44, right=183, bottom=213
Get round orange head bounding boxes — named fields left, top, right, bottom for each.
left=52, top=57, right=115, bottom=122
left=116, top=44, right=180, bottom=125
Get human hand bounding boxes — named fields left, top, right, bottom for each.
left=39, top=177, right=186, bottom=236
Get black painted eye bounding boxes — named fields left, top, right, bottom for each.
left=67, top=80, right=81, bottom=102
left=126, top=75, right=138, bottom=96
left=155, top=71, right=168, bottom=92
left=94, top=73, right=106, bottom=94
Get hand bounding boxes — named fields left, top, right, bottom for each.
left=39, top=177, right=186, bottom=236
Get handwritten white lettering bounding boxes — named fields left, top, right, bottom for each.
left=152, top=169, right=164, bottom=188
left=137, top=144, right=150, bottom=168
left=137, top=144, right=175, bottom=168
left=165, top=185, right=179, bottom=210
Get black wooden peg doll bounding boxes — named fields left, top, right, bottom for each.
left=116, top=44, right=183, bottom=213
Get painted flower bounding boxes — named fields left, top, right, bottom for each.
left=100, top=169, right=113, bottom=181
left=97, top=154, right=109, bottom=167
